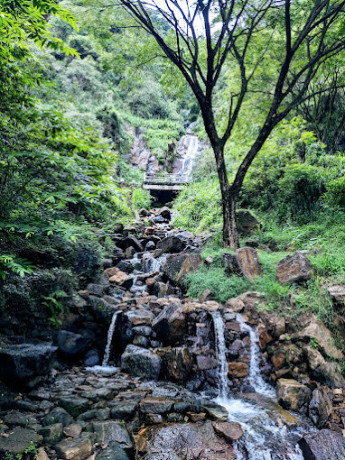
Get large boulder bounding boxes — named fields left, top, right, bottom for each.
left=57, top=331, right=90, bottom=357
left=0, top=427, right=42, bottom=455
left=213, top=421, right=244, bottom=442
left=55, top=433, right=93, bottom=460
left=277, top=379, right=311, bottom=413
left=121, top=345, right=161, bottom=380
left=298, top=320, right=343, bottom=360
left=237, top=210, right=260, bottom=236
left=105, top=267, right=133, bottom=289
left=305, top=346, right=345, bottom=388
left=157, top=235, right=186, bottom=253
left=235, top=247, right=262, bottom=279
left=328, top=285, right=345, bottom=306
left=299, top=429, right=345, bottom=460
left=162, top=253, right=202, bottom=285
left=0, top=343, right=57, bottom=385
left=152, top=302, right=186, bottom=345
left=93, top=421, right=132, bottom=450
left=276, top=252, right=313, bottom=284
left=308, top=387, right=333, bottom=428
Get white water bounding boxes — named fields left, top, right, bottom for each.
left=179, top=135, right=199, bottom=179
left=211, top=311, right=309, bottom=460
left=237, top=314, right=276, bottom=398
left=143, top=254, right=167, bottom=274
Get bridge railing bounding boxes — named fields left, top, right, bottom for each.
left=144, top=172, right=190, bottom=185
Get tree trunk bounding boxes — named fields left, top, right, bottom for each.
left=212, top=143, right=240, bottom=249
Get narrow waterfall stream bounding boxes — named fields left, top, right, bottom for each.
left=211, top=311, right=311, bottom=460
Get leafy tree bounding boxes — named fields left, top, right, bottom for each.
left=113, top=0, right=345, bottom=247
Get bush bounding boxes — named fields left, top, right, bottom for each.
left=132, top=188, right=152, bottom=211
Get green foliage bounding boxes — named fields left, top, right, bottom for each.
left=0, top=256, right=34, bottom=280
left=132, top=189, right=152, bottom=211
left=42, top=290, right=69, bottom=328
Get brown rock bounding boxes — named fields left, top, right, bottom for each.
left=226, top=321, right=241, bottom=332
left=162, top=253, right=203, bottom=285
left=188, top=412, right=207, bottom=422
left=228, top=362, right=249, bottom=378
left=272, top=351, right=286, bottom=369
left=235, top=247, right=262, bottom=279
left=277, top=379, right=311, bottom=412
left=213, top=421, right=244, bottom=442
left=259, top=330, right=273, bottom=350
left=224, top=298, right=245, bottom=313
left=196, top=355, right=218, bottom=370
left=107, top=268, right=133, bottom=289
left=55, top=433, right=92, bottom=460
left=160, top=347, right=192, bottom=382
left=276, top=252, right=313, bottom=284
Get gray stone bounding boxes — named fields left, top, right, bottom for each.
left=157, top=235, right=186, bottom=253
left=299, top=429, right=345, bottom=460
left=110, top=401, right=138, bottom=420
left=152, top=302, right=186, bottom=345
left=0, top=427, right=42, bottom=454
left=121, top=344, right=161, bottom=380
left=276, top=252, right=313, bottom=284
left=43, top=407, right=73, bottom=427
left=93, top=421, right=132, bottom=450
left=277, top=379, right=311, bottom=413
left=162, top=253, right=202, bottom=285
left=309, top=387, right=333, bottom=428
left=96, top=443, right=129, bottom=460
left=58, top=331, right=90, bottom=357
left=58, top=396, right=89, bottom=417
left=55, top=433, right=93, bottom=460
left=139, top=397, right=174, bottom=414
left=38, top=423, right=63, bottom=444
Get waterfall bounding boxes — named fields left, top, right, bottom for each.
left=237, top=314, right=276, bottom=398
left=211, top=311, right=230, bottom=400
left=180, top=135, right=199, bottom=179
left=102, top=311, right=120, bottom=367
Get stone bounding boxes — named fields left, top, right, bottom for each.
left=4, top=411, right=38, bottom=427
left=96, top=444, right=130, bottom=460
left=222, top=253, right=241, bottom=276
left=43, top=407, right=73, bottom=427
left=132, top=335, right=149, bottom=347
left=276, top=252, right=313, bottom=284
left=146, top=241, right=156, bottom=251
left=199, top=289, right=213, bottom=302
left=93, top=421, right=132, bottom=450
left=157, top=235, right=186, bottom=253
left=64, top=424, right=83, bottom=438
left=38, top=423, right=63, bottom=444
left=202, top=403, right=229, bottom=421
left=196, top=355, right=218, bottom=370
left=0, top=427, right=42, bottom=454
left=328, top=285, right=345, bottom=305
left=299, top=429, right=345, bottom=460
left=272, top=351, right=286, bottom=369
left=235, top=247, right=262, bottom=279
left=133, top=326, right=152, bottom=337
left=228, top=362, right=249, bottom=378
left=84, top=349, right=100, bottom=367
left=121, top=236, right=144, bottom=252
left=298, top=320, right=343, bottom=360
left=0, top=343, right=57, bottom=384
left=237, top=210, right=260, bottom=235
left=309, top=387, right=333, bottom=428
left=139, top=397, right=174, bottom=414
left=213, top=422, right=244, bottom=442
left=121, top=344, right=161, bottom=380
left=305, top=346, right=345, bottom=388
left=37, top=448, right=50, bottom=460
left=259, top=330, right=273, bottom=350
left=144, top=422, right=236, bottom=460
left=162, top=253, right=202, bottom=284
left=277, top=379, right=311, bottom=412
left=86, top=283, right=107, bottom=296
left=113, top=223, right=124, bottom=233
left=160, top=347, right=192, bottom=382
left=57, top=331, right=90, bottom=357
left=158, top=206, right=171, bottom=220
left=55, top=433, right=93, bottom=460
left=110, top=401, right=138, bottom=420
left=108, top=268, right=133, bottom=289
left=58, top=396, right=89, bottom=417
left=225, top=298, right=245, bottom=313
left=152, top=302, right=186, bottom=345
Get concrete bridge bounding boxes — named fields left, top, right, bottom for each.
left=143, top=172, right=190, bottom=192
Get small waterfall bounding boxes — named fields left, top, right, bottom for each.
left=237, top=314, right=276, bottom=398
left=180, top=135, right=199, bottom=179
left=102, top=311, right=120, bottom=367
left=211, top=311, right=230, bottom=400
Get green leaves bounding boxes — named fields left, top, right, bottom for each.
left=0, top=255, right=34, bottom=279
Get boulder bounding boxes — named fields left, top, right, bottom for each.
left=0, top=427, right=42, bottom=455
left=213, top=421, right=244, bottom=442
left=328, top=285, right=345, bottom=306
left=121, top=344, right=161, bottom=380
left=120, top=236, right=143, bottom=252
left=55, top=433, right=93, bottom=460
left=162, top=253, right=202, bottom=284
left=0, top=343, right=57, bottom=384
left=298, top=320, right=343, bottom=360
left=277, top=379, right=311, bottom=413
left=224, top=298, right=245, bottom=313
left=157, top=235, right=186, bottom=253
left=305, top=346, right=345, bottom=388
left=152, top=302, right=186, bottom=345
left=160, top=347, right=193, bottom=382
left=299, top=429, right=345, bottom=460
left=228, top=362, right=249, bottom=378
left=309, top=387, right=333, bottom=428
left=107, top=268, right=133, bottom=289
left=58, top=396, right=89, bottom=417
left=235, top=247, right=262, bottom=279
left=43, top=407, right=73, bottom=427
left=96, top=444, right=129, bottom=460
left=113, top=223, right=124, bottom=233
left=237, top=210, right=260, bottom=235
left=276, top=252, right=313, bottom=284
left=57, top=331, right=90, bottom=357
left=157, top=206, right=171, bottom=220
left=144, top=422, right=236, bottom=460
left=222, top=253, right=241, bottom=276
left=38, top=423, right=63, bottom=444
left=139, top=397, right=174, bottom=414
left=93, top=421, right=132, bottom=450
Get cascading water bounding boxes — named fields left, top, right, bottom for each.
left=178, top=135, right=199, bottom=179
left=211, top=311, right=312, bottom=460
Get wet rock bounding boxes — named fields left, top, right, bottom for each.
left=298, top=320, right=343, bottom=360
left=125, top=246, right=136, bottom=259
left=160, top=347, right=193, bottom=382
left=43, top=407, right=73, bottom=427
left=309, top=387, right=333, bottom=428
left=228, top=362, right=249, bottom=378
left=110, top=401, right=138, bottom=421
left=0, top=427, right=42, bottom=455
left=133, top=326, right=152, bottom=337
left=162, top=253, right=202, bottom=284
left=64, top=424, right=82, bottom=438
left=38, top=423, right=63, bottom=444
left=213, top=421, right=244, bottom=442
left=237, top=210, right=260, bottom=236
left=96, top=444, right=130, bottom=460
left=55, top=433, right=93, bottom=460
left=57, top=331, right=90, bottom=357
left=4, top=411, right=38, bottom=427
left=305, top=346, right=345, bottom=387
left=144, top=421, right=235, bottom=460
left=139, top=397, right=174, bottom=414
left=276, top=252, right=313, bottom=284
left=88, top=296, right=115, bottom=322
left=299, top=429, right=345, bottom=460
left=152, top=302, right=186, bottom=345
left=146, top=241, right=156, bottom=251
left=202, top=403, right=229, bottom=421
left=93, top=421, right=133, bottom=450
left=121, top=344, right=161, bottom=380
left=196, top=355, right=218, bottom=370
left=107, top=268, right=133, bottom=289
left=132, top=335, right=149, bottom=347
left=121, top=236, right=144, bottom=252
left=58, top=396, right=89, bottom=417
left=259, top=330, right=273, bottom=350
left=84, top=349, right=100, bottom=367
left=235, top=247, right=262, bottom=279
left=157, top=235, right=186, bottom=253
left=158, top=206, right=171, bottom=220
left=277, top=379, right=311, bottom=412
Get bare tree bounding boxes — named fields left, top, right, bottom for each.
left=113, top=0, right=345, bottom=248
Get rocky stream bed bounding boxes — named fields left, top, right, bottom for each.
left=1, top=208, right=345, bottom=460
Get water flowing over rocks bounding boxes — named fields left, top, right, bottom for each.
left=1, top=207, right=345, bottom=459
